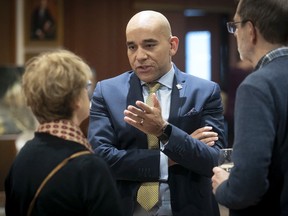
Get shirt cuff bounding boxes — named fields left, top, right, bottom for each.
left=159, top=151, right=168, bottom=181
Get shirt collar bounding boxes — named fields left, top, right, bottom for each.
left=141, top=64, right=174, bottom=89
left=255, top=47, right=288, bottom=71
left=37, top=120, right=93, bottom=152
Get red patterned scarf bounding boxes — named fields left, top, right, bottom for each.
left=37, top=120, right=93, bottom=152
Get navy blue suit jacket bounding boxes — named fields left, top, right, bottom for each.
left=88, top=66, right=227, bottom=216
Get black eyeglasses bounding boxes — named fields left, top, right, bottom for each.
left=226, top=20, right=248, bottom=34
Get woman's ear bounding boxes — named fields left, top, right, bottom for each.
left=72, top=95, right=81, bottom=111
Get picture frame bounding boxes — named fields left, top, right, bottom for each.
left=24, top=0, right=63, bottom=47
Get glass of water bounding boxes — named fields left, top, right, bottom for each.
left=218, top=148, right=234, bottom=172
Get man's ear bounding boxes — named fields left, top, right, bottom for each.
left=169, top=36, right=179, bottom=56
left=247, top=21, right=257, bottom=44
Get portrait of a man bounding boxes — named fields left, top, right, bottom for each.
left=30, top=0, right=56, bottom=40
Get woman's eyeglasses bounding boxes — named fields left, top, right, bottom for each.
left=86, top=80, right=92, bottom=92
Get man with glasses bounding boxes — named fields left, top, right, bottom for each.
left=212, top=0, right=288, bottom=215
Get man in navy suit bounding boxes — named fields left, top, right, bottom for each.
left=212, top=0, right=288, bottom=215
left=88, top=10, right=226, bottom=216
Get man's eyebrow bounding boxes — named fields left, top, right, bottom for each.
left=126, top=39, right=158, bottom=46
left=126, top=41, right=134, bottom=46
left=143, top=39, right=157, bottom=43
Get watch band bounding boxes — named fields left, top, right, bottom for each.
left=157, top=124, right=172, bottom=143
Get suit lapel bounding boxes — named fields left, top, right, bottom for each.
left=127, top=72, right=143, bottom=106
left=126, top=72, right=148, bottom=148
left=169, top=68, right=186, bottom=125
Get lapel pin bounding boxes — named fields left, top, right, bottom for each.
left=176, top=84, right=182, bottom=90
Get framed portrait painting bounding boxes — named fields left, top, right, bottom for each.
left=24, top=0, right=63, bottom=47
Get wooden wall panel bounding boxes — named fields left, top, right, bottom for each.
left=63, top=0, right=133, bottom=82
left=134, top=0, right=235, bottom=13
left=0, top=0, right=15, bottom=65
left=0, top=0, right=236, bottom=81
left=0, top=135, right=18, bottom=191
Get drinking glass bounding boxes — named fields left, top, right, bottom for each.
left=218, top=148, right=233, bottom=172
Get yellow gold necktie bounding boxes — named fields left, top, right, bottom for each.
left=137, top=82, right=161, bottom=211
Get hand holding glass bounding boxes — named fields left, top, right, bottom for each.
left=218, top=148, right=234, bottom=172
